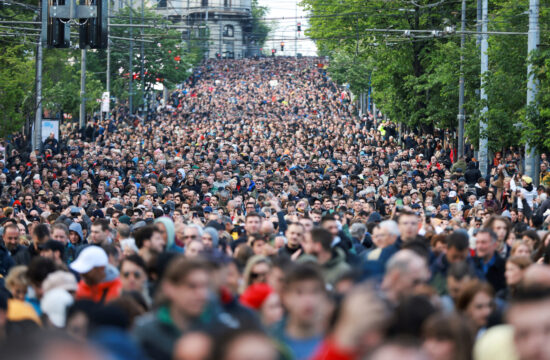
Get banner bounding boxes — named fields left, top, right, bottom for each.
left=41, top=119, right=59, bottom=142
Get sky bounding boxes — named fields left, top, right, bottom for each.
left=257, top=0, right=318, bottom=56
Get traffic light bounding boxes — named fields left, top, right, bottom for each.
left=45, top=0, right=70, bottom=48
left=297, top=22, right=301, bottom=32
left=79, top=0, right=108, bottom=49
left=280, top=42, right=284, bottom=51
left=271, top=49, right=275, bottom=57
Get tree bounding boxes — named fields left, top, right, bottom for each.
left=250, top=0, right=272, bottom=48
left=87, top=6, right=202, bottom=110
left=0, top=44, right=35, bottom=136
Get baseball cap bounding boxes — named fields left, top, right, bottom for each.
left=70, top=246, right=108, bottom=274
left=522, top=175, right=533, bottom=184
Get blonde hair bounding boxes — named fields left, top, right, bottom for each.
left=5, top=265, right=28, bottom=293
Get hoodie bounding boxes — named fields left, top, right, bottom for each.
left=154, top=217, right=183, bottom=253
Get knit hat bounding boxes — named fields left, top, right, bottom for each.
left=42, top=271, right=78, bottom=293
left=41, top=288, right=74, bottom=327
left=118, top=215, right=131, bottom=225
left=239, top=283, right=273, bottom=310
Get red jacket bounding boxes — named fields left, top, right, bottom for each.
left=75, top=278, right=122, bottom=303
left=309, top=338, right=357, bottom=360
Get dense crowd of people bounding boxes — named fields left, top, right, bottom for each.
left=1, top=57, right=550, bottom=360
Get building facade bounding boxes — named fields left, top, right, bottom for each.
left=155, top=0, right=254, bottom=59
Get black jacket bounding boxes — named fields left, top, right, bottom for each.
left=473, top=252, right=506, bottom=293
left=0, top=245, right=14, bottom=277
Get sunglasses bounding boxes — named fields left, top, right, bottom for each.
left=250, top=271, right=268, bottom=280
left=123, top=271, right=142, bottom=279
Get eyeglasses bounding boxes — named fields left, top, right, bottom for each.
left=250, top=271, right=268, bottom=280
left=123, top=271, right=142, bottom=279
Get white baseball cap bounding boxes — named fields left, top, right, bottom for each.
left=70, top=246, right=108, bottom=274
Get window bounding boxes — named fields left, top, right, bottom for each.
left=158, top=0, right=166, bottom=7
left=201, top=0, right=207, bottom=7
left=224, top=0, right=231, bottom=7
left=223, top=25, right=234, bottom=37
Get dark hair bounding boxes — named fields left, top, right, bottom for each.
left=456, top=280, right=494, bottom=312
left=32, top=223, right=50, bottom=242
left=388, top=295, right=437, bottom=338
left=422, top=313, right=475, bottom=360
left=245, top=211, right=262, bottom=221
left=26, top=257, right=57, bottom=286
left=448, top=261, right=477, bottom=281
left=396, top=210, right=419, bottom=223
left=283, top=263, right=325, bottom=291
left=476, top=228, right=498, bottom=243
left=162, top=256, right=211, bottom=285
left=311, top=227, right=333, bottom=251
left=120, top=254, right=147, bottom=274
left=133, top=225, right=155, bottom=249
left=93, top=218, right=110, bottom=232
left=447, top=231, right=469, bottom=251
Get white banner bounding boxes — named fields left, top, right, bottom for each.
left=101, top=92, right=110, bottom=113
left=42, top=119, right=59, bottom=142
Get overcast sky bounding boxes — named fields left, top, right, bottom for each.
left=257, top=0, right=318, bottom=56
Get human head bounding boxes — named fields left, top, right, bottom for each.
left=446, top=261, right=477, bottom=304
left=381, top=249, right=430, bottom=304
left=456, top=280, right=494, bottom=330
left=70, top=246, right=109, bottom=286
left=397, top=211, right=420, bottom=242
left=51, top=223, right=69, bottom=246
left=2, top=223, right=20, bottom=252
left=90, top=219, right=111, bottom=245
left=373, top=220, right=399, bottom=249
left=505, top=256, right=532, bottom=288
left=243, top=255, right=272, bottom=290
left=5, top=265, right=28, bottom=300
left=285, top=222, right=304, bottom=249
left=281, top=263, right=327, bottom=329
left=119, top=254, right=147, bottom=293
left=507, top=285, right=550, bottom=360
left=485, top=216, right=511, bottom=244
left=422, top=313, right=474, bottom=360
left=161, top=257, right=211, bottom=318
left=244, top=212, right=262, bottom=234
left=475, top=228, right=498, bottom=262
left=446, top=231, right=470, bottom=264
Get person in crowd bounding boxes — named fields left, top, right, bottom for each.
left=0, top=57, right=549, bottom=360
left=70, top=246, right=122, bottom=303
left=456, top=280, right=494, bottom=338
left=472, top=228, right=506, bottom=293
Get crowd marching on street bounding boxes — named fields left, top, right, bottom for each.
left=2, top=57, right=550, bottom=360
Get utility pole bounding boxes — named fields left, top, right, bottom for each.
left=140, top=0, right=145, bottom=118
left=295, top=0, right=297, bottom=58
left=129, top=0, right=133, bottom=114
left=479, top=0, right=489, bottom=176
left=477, top=0, right=482, bottom=46
left=79, top=49, right=87, bottom=129
left=33, top=37, right=43, bottom=151
left=457, top=0, right=466, bottom=158
left=525, top=0, right=539, bottom=182
left=106, top=0, right=111, bottom=95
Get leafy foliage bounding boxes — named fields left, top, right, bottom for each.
left=301, top=0, right=550, bottom=153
